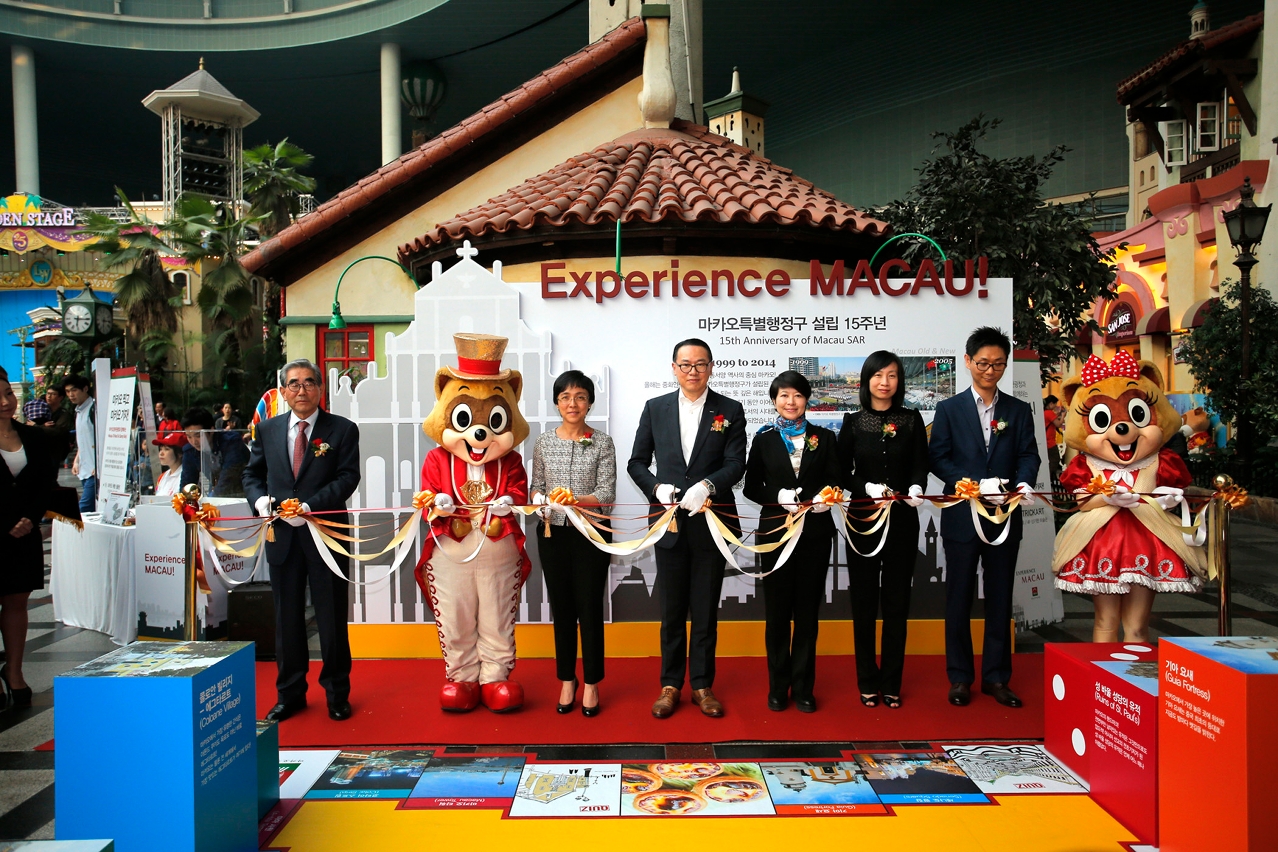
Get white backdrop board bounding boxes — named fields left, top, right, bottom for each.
left=330, top=251, right=1059, bottom=629
left=98, top=372, right=135, bottom=499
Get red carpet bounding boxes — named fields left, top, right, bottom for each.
left=256, top=654, right=1043, bottom=747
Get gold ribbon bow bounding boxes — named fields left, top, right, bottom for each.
left=1083, top=475, right=1117, bottom=497
left=953, top=478, right=982, bottom=501
left=1214, top=483, right=1250, bottom=510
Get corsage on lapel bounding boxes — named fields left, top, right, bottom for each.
left=311, top=438, right=331, bottom=457
left=806, top=433, right=819, bottom=452
left=710, top=413, right=729, bottom=432
left=882, top=422, right=897, bottom=439
left=575, top=431, right=594, bottom=448
left=991, top=418, right=1008, bottom=434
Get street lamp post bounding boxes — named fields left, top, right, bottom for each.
left=1221, top=176, right=1271, bottom=472
left=329, top=255, right=416, bottom=330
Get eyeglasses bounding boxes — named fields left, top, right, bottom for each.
left=971, top=361, right=1008, bottom=373
left=285, top=379, right=320, bottom=392
left=674, top=361, right=712, bottom=374
left=557, top=393, right=590, bottom=404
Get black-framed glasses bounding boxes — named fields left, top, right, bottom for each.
left=674, top=361, right=712, bottom=374
left=286, top=379, right=320, bottom=391
left=971, top=361, right=1008, bottom=373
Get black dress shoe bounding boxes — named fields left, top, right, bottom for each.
left=948, top=683, right=971, bottom=706
left=557, top=678, right=578, bottom=714
left=981, top=682, right=1023, bottom=708
left=582, top=699, right=601, bottom=717
left=793, top=695, right=817, bottom=714
left=328, top=699, right=353, bottom=721
left=265, top=697, right=306, bottom=722
left=767, top=694, right=788, bottom=712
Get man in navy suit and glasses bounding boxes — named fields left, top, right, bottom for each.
left=929, top=327, right=1040, bottom=709
left=628, top=338, right=747, bottom=719
left=243, top=359, right=362, bottom=723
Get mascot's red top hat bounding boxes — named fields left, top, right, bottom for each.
left=447, top=333, right=512, bottom=381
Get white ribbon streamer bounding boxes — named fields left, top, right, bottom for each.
left=704, top=510, right=806, bottom=578
left=833, top=502, right=892, bottom=558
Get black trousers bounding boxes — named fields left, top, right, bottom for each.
left=655, top=512, right=726, bottom=691
left=847, top=506, right=919, bottom=696
left=761, top=528, right=833, bottom=700
left=943, top=536, right=1018, bottom=687
left=269, top=534, right=351, bottom=704
left=536, top=522, right=609, bottom=684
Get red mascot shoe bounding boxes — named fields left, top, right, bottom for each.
left=440, top=681, right=481, bottom=712
left=480, top=681, right=524, bottom=713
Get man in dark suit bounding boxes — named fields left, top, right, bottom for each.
left=628, top=338, right=747, bottom=718
left=929, top=327, right=1040, bottom=709
left=243, top=359, right=361, bottom=722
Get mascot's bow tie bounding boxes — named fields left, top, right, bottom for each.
left=1081, top=351, right=1141, bottom=385
left=1102, top=468, right=1136, bottom=489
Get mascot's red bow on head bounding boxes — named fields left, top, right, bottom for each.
left=415, top=333, right=530, bottom=713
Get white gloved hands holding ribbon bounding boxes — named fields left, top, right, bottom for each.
left=489, top=495, right=515, bottom=517
left=1016, top=482, right=1037, bottom=506
left=904, top=484, right=926, bottom=508
left=777, top=487, right=802, bottom=513
left=283, top=502, right=310, bottom=527
left=432, top=493, right=456, bottom=515
left=254, top=496, right=274, bottom=517
left=1102, top=488, right=1142, bottom=509
left=979, top=477, right=1009, bottom=505
left=679, top=481, right=712, bottom=514
left=1151, top=485, right=1185, bottom=510
left=655, top=484, right=680, bottom=505
left=865, top=482, right=891, bottom=506
left=532, top=492, right=552, bottom=520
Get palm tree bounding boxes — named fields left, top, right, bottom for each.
left=243, top=138, right=316, bottom=237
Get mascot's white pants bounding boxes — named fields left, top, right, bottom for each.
left=426, top=531, right=521, bottom=684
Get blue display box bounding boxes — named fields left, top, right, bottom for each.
left=55, top=642, right=258, bottom=852
left=255, top=719, right=280, bottom=820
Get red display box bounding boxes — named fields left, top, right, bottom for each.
left=1043, top=642, right=1157, bottom=785
left=1159, top=636, right=1278, bottom=852
left=1088, top=657, right=1159, bottom=845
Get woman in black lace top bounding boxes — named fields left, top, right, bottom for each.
left=837, top=351, right=929, bottom=709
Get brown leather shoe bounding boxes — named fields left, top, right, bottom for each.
left=981, top=682, right=1023, bottom=708
left=691, top=687, right=724, bottom=717
left=948, top=683, right=971, bottom=707
left=651, top=686, right=680, bottom=718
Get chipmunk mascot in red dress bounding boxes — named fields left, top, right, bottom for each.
left=1053, top=351, right=1207, bottom=642
left=416, top=333, right=530, bottom=713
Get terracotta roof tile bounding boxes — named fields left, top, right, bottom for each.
left=243, top=17, right=646, bottom=275
left=398, top=122, right=888, bottom=261
left=1117, top=12, right=1263, bottom=102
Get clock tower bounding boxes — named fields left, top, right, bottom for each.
left=60, top=288, right=115, bottom=347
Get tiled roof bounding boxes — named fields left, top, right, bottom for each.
left=1117, top=12, right=1263, bottom=102
left=399, top=122, right=888, bottom=261
left=242, top=17, right=647, bottom=277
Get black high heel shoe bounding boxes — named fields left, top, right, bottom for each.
left=859, top=692, right=880, bottom=708
left=0, top=665, right=31, bottom=709
left=556, top=678, right=578, bottom=714
left=582, top=684, right=600, bottom=717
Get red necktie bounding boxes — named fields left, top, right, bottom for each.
left=293, top=420, right=307, bottom=478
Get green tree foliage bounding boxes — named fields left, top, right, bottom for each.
left=1179, top=278, right=1278, bottom=448
left=243, top=138, right=316, bottom=238
left=875, top=117, right=1118, bottom=383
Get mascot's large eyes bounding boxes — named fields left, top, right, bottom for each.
left=488, top=405, right=509, bottom=434
left=1127, top=398, right=1152, bottom=428
left=1087, top=403, right=1113, bottom=433
left=450, top=404, right=473, bottom=431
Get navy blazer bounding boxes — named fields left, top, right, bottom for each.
left=928, top=389, right=1040, bottom=544
left=627, top=388, right=746, bottom=547
left=242, top=409, right=361, bottom=564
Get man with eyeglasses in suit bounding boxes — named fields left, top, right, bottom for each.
left=629, top=338, right=747, bottom=719
left=243, top=359, right=362, bottom=723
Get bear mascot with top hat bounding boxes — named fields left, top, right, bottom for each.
left=1052, top=350, right=1207, bottom=642
left=416, top=333, right=531, bottom=712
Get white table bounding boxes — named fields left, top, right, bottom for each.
left=51, top=516, right=138, bottom=645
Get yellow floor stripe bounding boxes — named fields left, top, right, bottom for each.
left=269, top=795, right=1135, bottom=851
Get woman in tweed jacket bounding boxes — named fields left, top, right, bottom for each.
left=530, top=370, right=616, bottom=717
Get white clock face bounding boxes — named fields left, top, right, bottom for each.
left=95, top=306, right=114, bottom=334
left=65, top=304, right=91, bottom=334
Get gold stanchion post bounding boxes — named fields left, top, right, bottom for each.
left=182, top=483, right=202, bottom=642
left=1212, top=474, right=1233, bottom=636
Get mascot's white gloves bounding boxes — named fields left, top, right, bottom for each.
left=777, top=487, right=802, bottom=513
left=1016, top=482, right=1037, bottom=506
left=1102, top=488, right=1142, bottom=509
left=680, top=480, right=712, bottom=514
left=489, top=495, right=515, bottom=517
left=283, top=502, right=309, bottom=527
left=979, top=477, right=1009, bottom=505
left=254, top=496, right=274, bottom=517
left=532, top=492, right=552, bottom=520
left=864, top=482, right=889, bottom=500
left=1152, top=485, right=1185, bottom=510
left=655, top=484, right=680, bottom=505
left=904, top=484, right=926, bottom=508
left=433, top=493, right=456, bottom=515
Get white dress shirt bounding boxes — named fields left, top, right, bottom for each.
left=74, top=398, right=95, bottom=480
left=288, top=409, right=321, bottom=467
left=971, top=385, right=1000, bottom=451
left=677, top=389, right=708, bottom=464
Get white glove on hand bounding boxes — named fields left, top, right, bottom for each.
left=811, top=486, right=833, bottom=514
left=864, top=482, right=889, bottom=500
left=904, top=484, right=925, bottom=508
left=777, top=487, right=802, bottom=513
left=254, top=496, right=273, bottom=517
left=1016, top=482, right=1037, bottom=506
left=655, top=484, right=680, bottom=505
left=532, top=492, right=552, bottom=520
left=679, top=481, right=712, bottom=514
left=433, top=493, right=456, bottom=515
left=1151, top=485, right=1185, bottom=510
left=489, top=495, right=515, bottom=517
left=283, top=502, right=310, bottom=527
left=1102, top=488, right=1142, bottom=509
left=979, top=477, right=1009, bottom=505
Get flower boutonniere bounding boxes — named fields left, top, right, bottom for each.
left=991, top=418, right=1008, bottom=434
left=806, top=433, right=819, bottom=452
left=575, top=431, right=594, bottom=448
left=311, top=438, right=331, bottom=457
left=710, top=414, right=729, bottom=432
left=882, top=422, right=897, bottom=439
